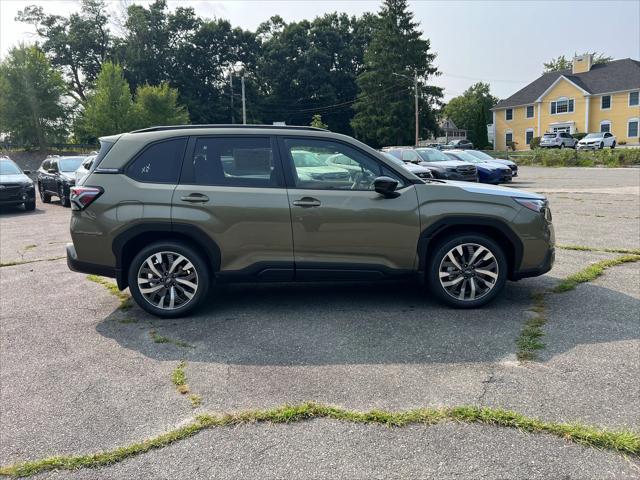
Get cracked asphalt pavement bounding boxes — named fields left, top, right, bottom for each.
left=1, top=167, right=639, bottom=478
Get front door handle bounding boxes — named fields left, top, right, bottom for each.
left=180, top=193, right=209, bottom=203
left=293, top=197, right=321, bottom=207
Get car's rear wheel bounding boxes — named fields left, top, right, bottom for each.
left=611, top=141, right=616, bottom=149
left=128, top=241, right=210, bottom=318
left=58, top=184, right=70, bottom=207
left=559, top=143, right=565, bottom=149
left=599, top=142, right=604, bottom=149
left=39, top=183, right=51, bottom=203
left=426, top=234, right=507, bottom=308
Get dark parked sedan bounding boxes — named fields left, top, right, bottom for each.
left=37, top=156, right=85, bottom=207
left=465, top=150, right=518, bottom=177
left=0, top=157, right=36, bottom=211
left=411, top=148, right=478, bottom=182
left=444, top=151, right=512, bottom=184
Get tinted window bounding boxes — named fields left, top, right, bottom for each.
left=184, top=137, right=277, bottom=187
left=41, top=160, right=50, bottom=171
left=127, top=138, right=187, bottom=183
left=284, top=138, right=401, bottom=191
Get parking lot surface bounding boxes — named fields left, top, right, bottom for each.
left=1, top=167, right=639, bottom=478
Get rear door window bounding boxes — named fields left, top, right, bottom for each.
left=126, top=138, right=187, bottom=184
left=181, top=136, right=280, bottom=188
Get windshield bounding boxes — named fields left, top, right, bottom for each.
left=445, top=151, right=479, bottom=163
left=383, top=153, right=404, bottom=166
left=543, top=134, right=556, bottom=138
left=0, top=159, right=21, bottom=175
left=467, top=150, right=493, bottom=161
left=584, top=133, right=602, bottom=139
left=415, top=148, right=449, bottom=162
left=58, top=157, right=85, bottom=172
left=291, top=151, right=324, bottom=167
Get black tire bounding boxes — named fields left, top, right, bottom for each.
left=426, top=233, right=507, bottom=309
left=559, top=143, right=564, bottom=149
left=611, top=141, right=616, bottom=149
left=58, top=184, right=70, bottom=207
left=24, top=199, right=36, bottom=211
left=599, top=142, right=604, bottom=149
left=128, top=241, right=210, bottom=318
left=39, top=183, right=51, bottom=203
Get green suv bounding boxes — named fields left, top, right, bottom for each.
left=67, top=125, right=554, bottom=317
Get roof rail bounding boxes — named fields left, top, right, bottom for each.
left=130, top=124, right=327, bottom=134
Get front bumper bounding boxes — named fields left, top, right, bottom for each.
left=0, top=185, right=35, bottom=205
left=66, top=243, right=117, bottom=278
left=443, top=172, right=478, bottom=182
left=577, top=144, right=599, bottom=150
left=512, top=247, right=555, bottom=280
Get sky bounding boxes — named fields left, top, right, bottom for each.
left=1, top=0, right=639, bottom=101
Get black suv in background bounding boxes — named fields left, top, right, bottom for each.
left=393, top=147, right=478, bottom=182
left=0, top=156, right=36, bottom=211
left=37, top=156, right=85, bottom=207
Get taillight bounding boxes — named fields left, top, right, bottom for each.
left=70, top=186, right=103, bottom=210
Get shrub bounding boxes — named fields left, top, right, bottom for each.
left=510, top=148, right=640, bottom=167
left=572, top=132, right=587, bottom=141
left=529, top=137, right=541, bottom=149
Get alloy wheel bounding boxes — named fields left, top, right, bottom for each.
left=136, top=251, right=199, bottom=310
left=438, top=243, right=499, bottom=301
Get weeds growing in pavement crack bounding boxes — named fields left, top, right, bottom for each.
left=189, top=394, right=202, bottom=408
left=171, top=361, right=189, bottom=395
left=1, top=402, right=637, bottom=477
left=558, top=244, right=640, bottom=256
left=0, top=256, right=65, bottom=268
left=150, top=330, right=193, bottom=348
left=86, top=275, right=132, bottom=310
left=516, top=253, right=640, bottom=361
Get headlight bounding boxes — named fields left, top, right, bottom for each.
left=445, top=167, right=456, bottom=172
left=514, top=197, right=546, bottom=213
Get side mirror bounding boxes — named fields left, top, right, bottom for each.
left=23, top=170, right=31, bottom=174
left=374, top=176, right=400, bottom=198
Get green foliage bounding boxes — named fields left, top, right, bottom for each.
left=17, top=0, right=112, bottom=101
left=75, top=62, right=134, bottom=142
left=131, top=83, right=189, bottom=129
left=571, top=132, right=587, bottom=141
left=443, top=82, right=497, bottom=145
left=0, top=45, right=67, bottom=149
left=529, top=136, right=541, bottom=150
left=351, top=0, right=443, bottom=147
left=552, top=255, right=640, bottom=293
left=543, top=52, right=612, bottom=73
left=310, top=114, right=328, bottom=129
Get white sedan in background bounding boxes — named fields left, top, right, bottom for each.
left=74, top=155, right=96, bottom=183
left=577, top=132, right=617, bottom=150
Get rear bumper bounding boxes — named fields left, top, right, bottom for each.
left=66, top=243, right=117, bottom=278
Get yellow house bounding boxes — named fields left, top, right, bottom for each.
left=492, top=55, right=640, bottom=151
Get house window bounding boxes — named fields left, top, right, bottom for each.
left=505, top=109, right=513, bottom=121
left=526, top=105, right=534, bottom=118
left=505, top=131, right=513, bottom=145
left=628, top=119, right=639, bottom=138
left=525, top=129, right=534, bottom=145
left=551, top=97, right=574, bottom=114
left=601, top=95, right=611, bottom=110
left=600, top=121, right=611, bottom=133
left=630, top=92, right=639, bottom=107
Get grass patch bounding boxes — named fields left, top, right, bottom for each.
left=558, top=244, right=640, bottom=256
left=189, top=394, right=202, bottom=408
left=171, top=361, right=189, bottom=395
left=552, top=255, right=640, bottom=293
left=1, top=402, right=637, bottom=477
left=23, top=244, right=37, bottom=251
left=149, top=330, right=193, bottom=348
left=516, top=292, right=547, bottom=361
left=86, top=275, right=132, bottom=310
left=0, top=256, right=65, bottom=268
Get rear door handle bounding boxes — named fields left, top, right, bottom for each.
left=293, top=197, right=321, bottom=207
left=180, top=193, right=209, bottom=203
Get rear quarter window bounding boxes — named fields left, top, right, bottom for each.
left=126, top=138, right=187, bottom=184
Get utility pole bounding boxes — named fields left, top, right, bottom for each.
left=241, top=73, right=246, bottom=125
left=413, top=71, right=419, bottom=147
left=229, top=74, right=235, bottom=124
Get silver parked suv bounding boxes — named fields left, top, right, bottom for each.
left=539, top=132, right=577, bottom=149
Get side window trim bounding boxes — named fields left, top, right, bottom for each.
left=179, top=135, right=285, bottom=189
left=277, top=135, right=411, bottom=190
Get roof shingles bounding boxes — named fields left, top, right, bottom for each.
left=493, top=58, right=640, bottom=110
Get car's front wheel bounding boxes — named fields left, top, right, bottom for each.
left=58, top=184, right=70, bottom=208
left=24, top=199, right=36, bottom=211
left=39, top=183, right=51, bottom=203
left=611, top=141, right=616, bottom=149
left=426, top=234, right=507, bottom=308
left=128, top=241, right=210, bottom=318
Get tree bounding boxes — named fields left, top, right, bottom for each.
left=0, top=45, right=67, bottom=149
left=131, top=83, right=189, bottom=129
left=543, top=52, right=612, bottom=72
left=351, top=0, right=442, bottom=147
left=473, top=103, right=489, bottom=149
left=310, top=114, right=328, bottom=129
left=17, top=0, right=112, bottom=101
left=443, top=82, right=496, bottom=146
left=75, top=62, right=133, bottom=141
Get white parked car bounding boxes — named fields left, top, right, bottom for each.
left=74, top=155, right=96, bottom=183
left=577, top=132, right=617, bottom=150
